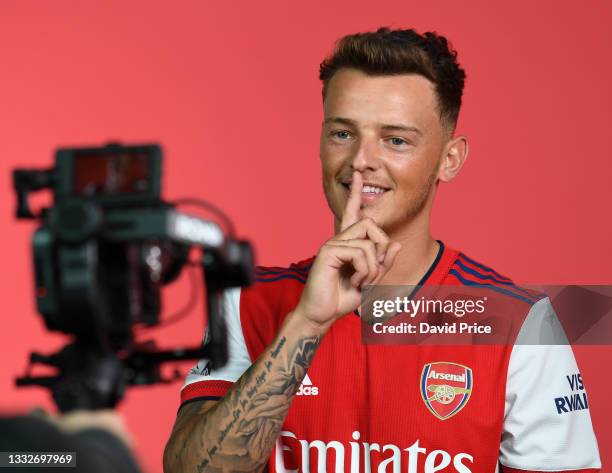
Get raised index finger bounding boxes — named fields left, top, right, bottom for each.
left=340, top=171, right=362, bottom=231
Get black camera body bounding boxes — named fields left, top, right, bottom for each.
left=13, top=143, right=254, bottom=411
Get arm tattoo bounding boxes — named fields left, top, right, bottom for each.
left=166, top=332, right=321, bottom=473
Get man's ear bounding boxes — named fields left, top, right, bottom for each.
left=438, top=135, right=468, bottom=182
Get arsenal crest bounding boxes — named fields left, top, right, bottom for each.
left=420, top=362, right=473, bottom=420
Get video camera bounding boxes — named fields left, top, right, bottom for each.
left=12, top=143, right=254, bottom=412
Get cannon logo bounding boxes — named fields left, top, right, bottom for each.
left=421, top=362, right=473, bottom=420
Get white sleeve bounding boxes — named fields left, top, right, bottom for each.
left=181, top=287, right=252, bottom=394
left=500, top=297, right=601, bottom=471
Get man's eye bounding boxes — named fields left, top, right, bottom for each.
left=332, top=131, right=351, bottom=140
left=389, top=137, right=408, bottom=146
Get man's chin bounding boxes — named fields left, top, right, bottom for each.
left=358, top=207, right=387, bottom=227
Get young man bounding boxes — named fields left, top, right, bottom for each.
left=164, top=28, right=600, bottom=473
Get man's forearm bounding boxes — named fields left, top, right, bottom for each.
left=164, top=310, right=323, bottom=473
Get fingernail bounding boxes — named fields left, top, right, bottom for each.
left=378, top=253, right=385, bottom=263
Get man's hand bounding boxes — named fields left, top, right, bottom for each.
left=295, top=171, right=401, bottom=331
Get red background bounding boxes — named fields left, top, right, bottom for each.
left=1, top=1, right=610, bottom=471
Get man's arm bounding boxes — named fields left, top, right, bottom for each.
left=163, top=310, right=322, bottom=472
left=164, top=172, right=401, bottom=472
left=499, top=297, right=601, bottom=471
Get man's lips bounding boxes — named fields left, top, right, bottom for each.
left=341, top=181, right=390, bottom=193
left=340, top=181, right=391, bottom=203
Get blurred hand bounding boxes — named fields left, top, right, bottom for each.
left=30, top=407, right=134, bottom=448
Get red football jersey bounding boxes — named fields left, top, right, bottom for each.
left=180, top=242, right=601, bottom=472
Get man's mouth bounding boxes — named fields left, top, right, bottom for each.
left=342, top=182, right=390, bottom=195
left=341, top=181, right=390, bottom=204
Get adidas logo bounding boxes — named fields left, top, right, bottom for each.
left=296, top=374, right=319, bottom=396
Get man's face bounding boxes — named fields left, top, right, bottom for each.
left=320, top=68, right=449, bottom=235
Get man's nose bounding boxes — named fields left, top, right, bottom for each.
left=350, top=137, right=380, bottom=172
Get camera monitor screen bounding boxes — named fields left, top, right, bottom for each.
left=73, top=151, right=152, bottom=197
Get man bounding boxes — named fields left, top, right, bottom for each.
left=164, top=27, right=600, bottom=472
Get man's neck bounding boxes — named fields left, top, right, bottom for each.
left=379, top=232, right=440, bottom=286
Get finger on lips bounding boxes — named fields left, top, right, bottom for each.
left=340, top=170, right=362, bottom=232
left=335, top=170, right=401, bottom=287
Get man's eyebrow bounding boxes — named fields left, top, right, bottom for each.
left=323, top=116, right=422, bottom=135
left=323, top=116, right=358, bottom=127
left=380, top=123, right=423, bottom=136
